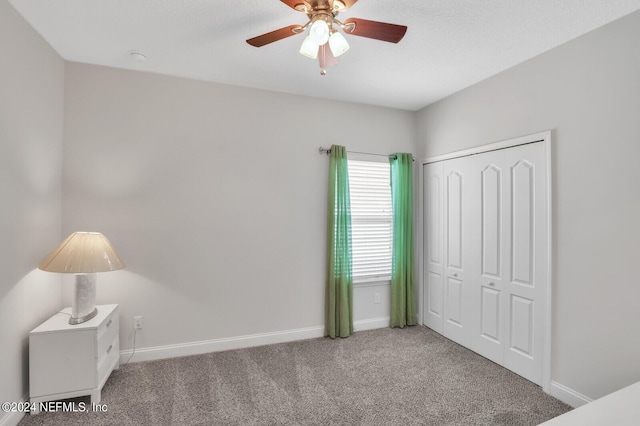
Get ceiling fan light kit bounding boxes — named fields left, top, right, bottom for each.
left=247, top=0, right=407, bottom=75
left=328, top=31, right=349, bottom=57
left=300, top=35, right=320, bottom=59
left=309, top=17, right=330, bottom=45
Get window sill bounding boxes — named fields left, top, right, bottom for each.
left=353, top=277, right=391, bottom=288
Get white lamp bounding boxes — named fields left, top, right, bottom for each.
left=39, top=232, right=125, bottom=325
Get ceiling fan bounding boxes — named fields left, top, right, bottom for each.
left=246, top=0, right=407, bottom=75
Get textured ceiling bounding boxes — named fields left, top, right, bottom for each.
left=9, top=0, right=640, bottom=111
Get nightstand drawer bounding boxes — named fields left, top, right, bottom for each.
left=97, top=311, right=118, bottom=358
left=97, top=307, right=118, bottom=343
left=97, top=334, right=119, bottom=385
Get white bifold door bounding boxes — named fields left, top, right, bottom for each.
left=423, top=141, right=548, bottom=385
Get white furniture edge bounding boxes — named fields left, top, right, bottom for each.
left=119, top=317, right=390, bottom=364
left=540, top=381, right=640, bottom=424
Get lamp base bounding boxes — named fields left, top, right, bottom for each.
left=69, top=307, right=98, bottom=325
left=70, top=273, right=98, bottom=325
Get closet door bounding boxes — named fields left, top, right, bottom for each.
left=441, top=156, right=472, bottom=346
left=467, top=142, right=547, bottom=384
left=469, top=150, right=509, bottom=365
left=423, top=156, right=474, bottom=345
left=503, top=142, right=547, bottom=384
left=422, top=139, right=548, bottom=386
left=423, top=162, right=444, bottom=333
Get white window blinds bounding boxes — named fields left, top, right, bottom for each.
left=348, top=159, right=393, bottom=282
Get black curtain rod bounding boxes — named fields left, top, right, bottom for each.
left=319, top=147, right=415, bottom=162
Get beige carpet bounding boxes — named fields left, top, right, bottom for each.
left=19, top=326, right=571, bottom=425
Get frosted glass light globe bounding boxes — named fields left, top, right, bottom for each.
left=309, top=19, right=330, bottom=45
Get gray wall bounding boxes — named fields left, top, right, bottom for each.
left=0, top=1, right=64, bottom=421
left=61, top=62, right=415, bottom=353
left=415, top=10, right=640, bottom=400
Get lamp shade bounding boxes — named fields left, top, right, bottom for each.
left=309, top=19, right=330, bottom=45
left=299, top=35, right=319, bottom=59
left=39, top=232, right=125, bottom=273
left=329, top=31, right=350, bottom=57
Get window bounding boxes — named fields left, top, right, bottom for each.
left=348, top=159, right=393, bottom=282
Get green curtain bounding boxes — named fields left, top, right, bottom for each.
left=325, top=145, right=354, bottom=338
left=389, top=153, right=417, bottom=328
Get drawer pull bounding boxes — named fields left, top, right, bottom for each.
left=106, top=319, right=112, bottom=328
left=106, top=344, right=113, bottom=354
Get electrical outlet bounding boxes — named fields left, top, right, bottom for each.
left=374, top=293, right=381, bottom=304
left=134, top=316, right=143, bottom=330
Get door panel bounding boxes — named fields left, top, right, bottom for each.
left=442, top=157, right=470, bottom=346
left=470, top=150, right=507, bottom=363
left=446, top=277, right=463, bottom=326
left=481, top=165, right=502, bottom=278
left=423, top=162, right=444, bottom=332
left=510, top=295, right=534, bottom=358
left=511, top=160, right=534, bottom=286
left=446, top=171, right=463, bottom=269
left=504, top=142, right=547, bottom=384
left=428, top=176, right=442, bottom=266
left=480, top=286, right=500, bottom=342
left=427, top=271, right=443, bottom=318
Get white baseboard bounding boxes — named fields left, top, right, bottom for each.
left=0, top=394, right=28, bottom=426
left=120, top=317, right=391, bottom=364
left=547, top=380, right=592, bottom=408
left=354, top=317, right=390, bottom=331
left=0, top=411, right=23, bottom=426
left=120, top=325, right=324, bottom=364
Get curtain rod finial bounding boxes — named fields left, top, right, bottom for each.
left=319, top=146, right=331, bottom=155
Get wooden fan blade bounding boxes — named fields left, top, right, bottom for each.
left=319, top=42, right=338, bottom=68
left=343, top=18, right=407, bottom=43
left=331, top=0, right=358, bottom=11
left=246, top=25, right=303, bottom=47
left=280, top=0, right=311, bottom=12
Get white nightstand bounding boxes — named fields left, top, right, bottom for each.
left=29, top=304, right=120, bottom=414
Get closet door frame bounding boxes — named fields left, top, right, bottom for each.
left=417, top=130, right=552, bottom=393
